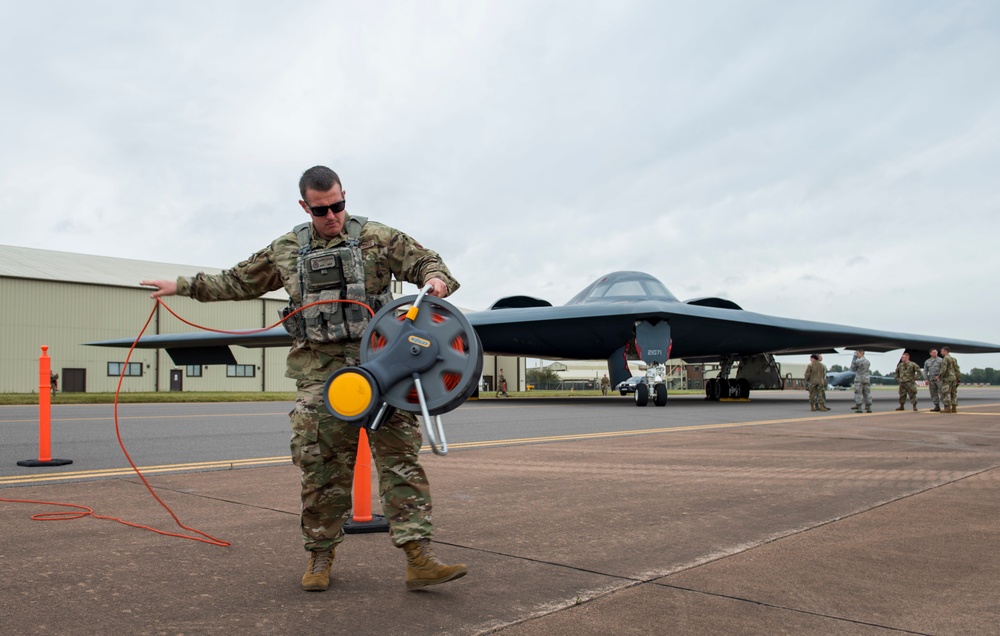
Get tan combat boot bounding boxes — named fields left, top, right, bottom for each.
left=301, top=548, right=335, bottom=591
left=401, top=539, right=468, bottom=590
left=912, top=404, right=918, bottom=412
left=952, top=404, right=958, bottom=413
left=810, top=405, right=817, bottom=412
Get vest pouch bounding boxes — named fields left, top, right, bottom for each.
left=281, top=306, right=307, bottom=340
left=301, top=289, right=350, bottom=342
left=303, top=251, right=344, bottom=291
left=344, top=281, right=369, bottom=339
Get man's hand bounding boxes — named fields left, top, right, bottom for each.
left=141, top=279, right=178, bottom=298
left=424, top=277, right=449, bottom=298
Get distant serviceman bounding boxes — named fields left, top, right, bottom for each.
left=600, top=374, right=610, bottom=396
left=939, top=346, right=961, bottom=413
left=923, top=348, right=945, bottom=412
left=851, top=349, right=872, bottom=413
left=496, top=369, right=509, bottom=398
left=894, top=352, right=921, bottom=411
left=804, top=353, right=830, bottom=411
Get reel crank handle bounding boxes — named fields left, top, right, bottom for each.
left=412, top=374, right=447, bottom=455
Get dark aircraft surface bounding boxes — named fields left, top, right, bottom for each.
left=90, top=271, right=1000, bottom=406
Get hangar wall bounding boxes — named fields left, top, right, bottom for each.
left=0, top=275, right=295, bottom=394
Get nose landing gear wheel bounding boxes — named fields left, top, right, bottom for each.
left=634, top=382, right=649, bottom=406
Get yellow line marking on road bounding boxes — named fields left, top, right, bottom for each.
left=0, top=456, right=291, bottom=486
left=1, top=412, right=289, bottom=424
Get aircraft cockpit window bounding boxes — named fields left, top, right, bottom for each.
left=565, top=272, right=678, bottom=304
left=598, top=281, right=646, bottom=298
left=586, top=279, right=676, bottom=301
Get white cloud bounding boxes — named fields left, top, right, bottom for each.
left=2, top=0, right=999, bottom=375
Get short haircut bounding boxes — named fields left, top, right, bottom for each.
left=941, top=346, right=951, bottom=353
left=810, top=354, right=819, bottom=360
left=299, top=166, right=342, bottom=199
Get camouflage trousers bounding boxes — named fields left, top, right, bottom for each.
left=927, top=379, right=943, bottom=407
left=941, top=381, right=959, bottom=410
left=807, top=384, right=826, bottom=408
left=290, top=380, right=432, bottom=551
left=853, top=382, right=871, bottom=407
left=898, top=381, right=918, bottom=406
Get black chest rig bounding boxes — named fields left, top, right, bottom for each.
left=282, top=217, right=393, bottom=343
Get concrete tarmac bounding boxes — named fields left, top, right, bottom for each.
left=2, top=392, right=999, bottom=635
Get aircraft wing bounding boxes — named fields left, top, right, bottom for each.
left=464, top=301, right=1000, bottom=361
left=88, top=271, right=1000, bottom=376
left=88, top=297, right=1000, bottom=364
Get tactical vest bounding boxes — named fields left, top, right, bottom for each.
left=282, top=216, right=393, bottom=343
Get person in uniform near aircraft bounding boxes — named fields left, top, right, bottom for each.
left=49, top=371, right=58, bottom=396
left=851, top=349, right=872, bottom=413
left=894, top=352, right=921, bottom=411
left=496, top=369, right=509, bottom=397
left=923, top=349, right=945, bottom=412
left=939, top=346, right=961, bottom=413
left=140, top=166, right=467, bottom=593
left=600, top=373, right=610, bottom=396
left=804, top=354, right=829, bottom=411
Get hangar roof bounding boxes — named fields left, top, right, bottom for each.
left=0, top=244, right=289, bottom=300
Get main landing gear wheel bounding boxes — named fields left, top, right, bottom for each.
left=360, top=294, right=483, bottom=416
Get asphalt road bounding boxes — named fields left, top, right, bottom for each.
left=4, top=387, right=997, bottom=484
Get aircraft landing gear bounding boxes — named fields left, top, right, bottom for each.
left=635, top=383, right=648, bottom=406
left=705, top=377, right=751, bottom=401
left=654, top=382, right=668, bottom=406
left=635, top=382, right=667, bottom=407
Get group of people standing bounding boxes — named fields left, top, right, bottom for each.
left=804, top=348, right=961, bottom=413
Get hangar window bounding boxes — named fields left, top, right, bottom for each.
left=227, top=364, right=256, bottom=378
left=186, top=365, right=203, bottom=377
left=108, top=362, right=143, bottom=377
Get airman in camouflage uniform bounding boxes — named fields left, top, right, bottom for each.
left=804, top=353, right=829, bottom=411
left=894, top=352, right=921, bottom=411
left=923, top=349, right=944, bottom=412
left=939, top=346, right=961, bottom=413
left=141, top=166, right=467, bottom=592
left=850, top=349, right=872, bottom=413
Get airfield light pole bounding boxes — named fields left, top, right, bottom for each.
left=17, top=346, right=73, bottom=468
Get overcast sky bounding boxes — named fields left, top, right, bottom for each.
left=2, top=1, right=998, bottom=374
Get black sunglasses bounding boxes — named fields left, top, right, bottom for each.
left=308, top=199, right=346, bottom=216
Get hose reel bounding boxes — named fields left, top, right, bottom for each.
left=323, top=286, right=483, bottom=455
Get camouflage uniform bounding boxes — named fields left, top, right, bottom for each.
left=803, top=359, right=828, bottom=410
left=176, top=214, right=459, bottom=551
left=850, top=354, right=872, bottom=411
left=939, top=353, right=961, bottom=412
left=923, top=355, right=944, bottom=409
left=894, top=360, right=921, bottom=409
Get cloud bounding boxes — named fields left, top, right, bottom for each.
left=2, top=0, right=999, bottom=376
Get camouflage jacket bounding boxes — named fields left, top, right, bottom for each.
left=939, top=354, right=961, bottom=384
left=176, top=214, right=459, bottom=381
left=923, top=356, right=944, bottom=380
left=894, top=360, right=921, bottom=383
left=804, top=360, right=827, bottom=386
left=850, top=355, right=871, bottom=382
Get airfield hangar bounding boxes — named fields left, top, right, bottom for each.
left=0, top=245, right=521, bottom=395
